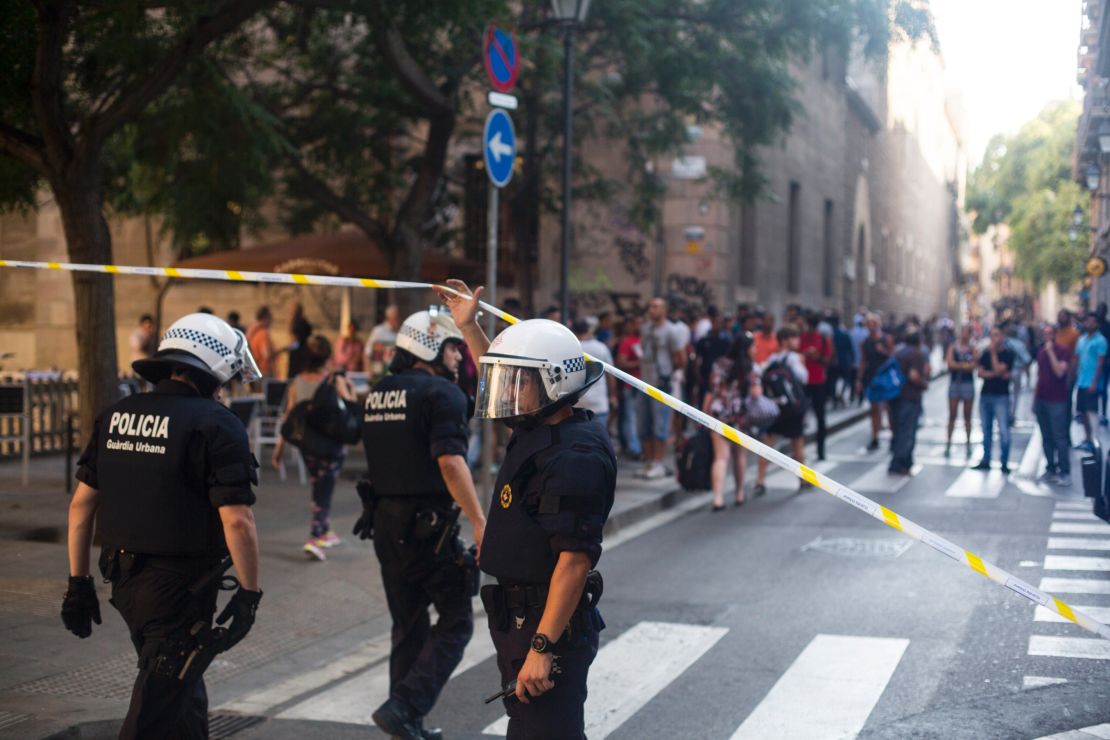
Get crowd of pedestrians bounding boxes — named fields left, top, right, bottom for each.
left=131, top=296, right=1110, bottom=514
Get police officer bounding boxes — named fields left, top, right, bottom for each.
left=62, top=313, right=263, bottom=740
left=358, top=309, right=487, bottom=740
left=437, top=280, right=615, bottom=740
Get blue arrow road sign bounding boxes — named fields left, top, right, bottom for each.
left=483, top=109, right=516, bottom=188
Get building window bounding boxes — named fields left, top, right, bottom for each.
left=740, top=204, right=757, bottom=286
left=823, top=199, right=834, bottom=297
left=787, top=182, right=801, bottom=294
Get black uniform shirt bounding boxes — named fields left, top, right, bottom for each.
left=77, top=379, right=257, bottom=509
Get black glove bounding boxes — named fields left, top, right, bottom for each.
left=353, top=480, right=376, bottom=540
left=61, top=576, right=101, bottom=638
left=214, top=587, right=262, bottom=650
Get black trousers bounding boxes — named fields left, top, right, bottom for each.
left=490, top=605, right=600, bottom=740
left=373, top=505, right=474, bottom=717
left=108, top=557, right=218, bottom=740
left=805, top=383, right=828, bottom=459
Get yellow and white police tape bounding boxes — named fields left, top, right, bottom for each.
left=4, top=258, right=1109, bottom=641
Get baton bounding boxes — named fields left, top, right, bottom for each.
left=484, top=681, right=517, bottom=704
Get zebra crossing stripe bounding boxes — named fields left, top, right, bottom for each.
left=1052, top=511, right=1102, bottom=521
left=1022, top=675, right=1068, bottom=690
left=1047, top=538, right=1110, bottom=552
left=279, top=617, right=497, bottom=723
left=1028, top=635, right=1110, bottom=660
left=1035, top=604, right=1110, bottom=623
left=1051, top=523, right=1110, bottom=536
left=1056, top=501, right=1096, bottom=512
left=944, top=468, right=1006, bottom=498
left=1034, top=723, right=1110, bottom=740
left=482, top=621, right=727, bottom=738
left=729, top=634, right=908, bottom=740
left=1044, top=556, right=1110, bottom=572
left=1039, top=578, right=1110, bottom=595
left=6, top=258, right=1109, bottom=640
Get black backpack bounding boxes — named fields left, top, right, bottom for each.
left=762, top=357, right=807, bottom=418
left=677, top=429, right=712, bottom=491
left=280, top=375, right=361, bottom=458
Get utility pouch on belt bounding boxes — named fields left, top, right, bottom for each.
left=480, top=585, right=508, bottom=632
left=99, top=549, right=143, bottom=583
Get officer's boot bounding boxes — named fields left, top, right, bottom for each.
left=371, top=696, right=423, bottom=740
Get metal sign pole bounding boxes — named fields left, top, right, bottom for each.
left=480, top=184, right=499, bottom=497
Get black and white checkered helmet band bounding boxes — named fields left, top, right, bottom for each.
left=163, top=327, right=233, bottom=359
left=563, top=357, right=585, bottom=373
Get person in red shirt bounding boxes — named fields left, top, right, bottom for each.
left=800, top=312, right=833, bottom=460
left=615, top=314, right=644, bottom=459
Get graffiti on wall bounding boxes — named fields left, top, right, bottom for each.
left=566, top=290, right=647, bottom=318
left=664, top=273, right=714, bottom=315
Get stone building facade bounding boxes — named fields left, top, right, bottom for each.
left=536, top=39, right=967, bottom=324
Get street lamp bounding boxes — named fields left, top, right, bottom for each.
left=1099, top=120, right=1110, bottom=154
left=1074, top=204, right=1086, bottom=226
left=552, top=0, right=592, bottom=323
left=1086, top=161, right=1101, bottom=191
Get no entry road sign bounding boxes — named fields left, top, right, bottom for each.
left=483, top=23, right=520, bottom=93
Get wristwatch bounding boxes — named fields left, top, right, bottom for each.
left=530, top=632, right=552, bottom=654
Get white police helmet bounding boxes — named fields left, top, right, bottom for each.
left=395, top=308, right=464, bottom=363
left=133, top=312, right=261, bottom=388
left=477, top=319, right=605, bottom=421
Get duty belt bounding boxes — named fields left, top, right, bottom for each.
left=481, top=572, right=603, bottom=633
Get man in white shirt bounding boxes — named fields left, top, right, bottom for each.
left=364, top=305, right=401, bottom=383
left=573, top=320, right=617, bottom=433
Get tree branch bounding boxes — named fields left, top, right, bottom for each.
left=376, top=24, right=451, bottom=114
left=86, top=0, right=274, bottom=146
left=287, top=157, right=391, bottom=246
left=32, top=0, right=76, bottom=173
left=0, top=122, right=48, bottom=175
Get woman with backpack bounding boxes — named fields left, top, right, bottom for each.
left=272, top=335, right=356, bottom=561
left=703, top=333, right=760, bottom=510
left=753, top=326, right=810, bottom=495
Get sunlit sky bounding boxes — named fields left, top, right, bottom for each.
left=930, top=0, right=1084, bottom=168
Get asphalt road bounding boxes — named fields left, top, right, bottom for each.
left=16, top=379, right=1110, bottom=739
left=214, top=380, right=1110, bottom=740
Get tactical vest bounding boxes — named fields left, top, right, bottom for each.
left=96, top=388, right=232, bottom=556
left=480, top=411, right=616, bottom=585
left=361, top=370, right=463, bottom=498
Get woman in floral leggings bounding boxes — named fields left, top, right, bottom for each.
left=272, top=335, right=356, bottom=561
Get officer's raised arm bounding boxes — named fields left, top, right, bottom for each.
left=435, top=279, right=491, bottom=359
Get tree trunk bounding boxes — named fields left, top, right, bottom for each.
left=55, top=171, right=119, bottom=444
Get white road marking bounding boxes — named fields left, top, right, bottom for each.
left=943, top=468, right=1008, bottom=499
left=1044, top=555, right=1110, bottom=572
left=1022, top=675, right=1068, bottom=690
left=1053, top=511, right=1102, bottom=521
left=1056, top=501, right=1097, bottom=511
left=1051, top=522, right=1110, bottom=535
left=1028, top=635, right=1110, bottom=660
left=1040, top=577, right=1110, bottom=595
left=1018, top=426, right=1043, bottom=479
left=728, top=634, right=909, bottom=740
left=847, top=463, right=921, bottom=494
left=218, top=637, right=392, bottom=715
left=1047, top=537, right=1110, bottom=552
left=482, top=621, right=728, bottom=738
left=1034, top=604, right=1110, bottom=623
left=279, top=616, right=496, bottom=723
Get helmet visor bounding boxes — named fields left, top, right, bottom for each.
left=476, top=364, right=550, bottom=420
left=233, top=329, right=262, bottom=384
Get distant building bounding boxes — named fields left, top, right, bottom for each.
left=533, top=38, right=968, bottom=323
left=1074, top=0, right=1110, bottom=310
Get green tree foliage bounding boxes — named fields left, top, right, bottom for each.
left=0, top=1, right=273, bottom=439
left=967, top=101, right=1087, bottom=290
